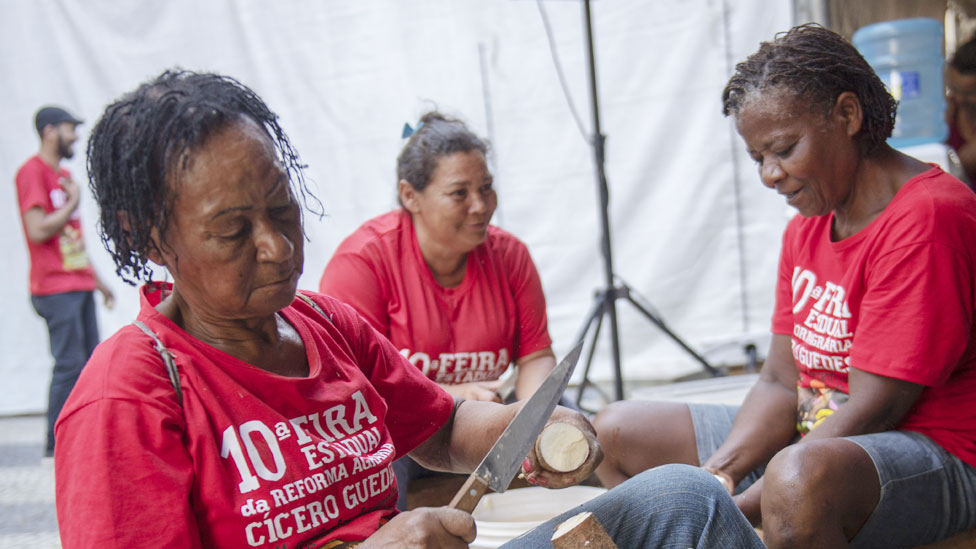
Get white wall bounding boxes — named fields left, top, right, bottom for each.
left=0, top=0, right=792, bottom=414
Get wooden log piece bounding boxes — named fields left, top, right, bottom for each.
left=551, top=511, right=618, bottom=549
left=535, top=421, right=589, bottom=473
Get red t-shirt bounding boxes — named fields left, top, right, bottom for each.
left=772, top=166, right=976, bottom=467
left=55, top=286, right=454, bottom=548
left=319, top=210, right=552, bottom=384
left=15, top=155, right=95, bottom=295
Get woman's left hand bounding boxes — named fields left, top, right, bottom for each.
left=520, top=406, right=602, bottom=489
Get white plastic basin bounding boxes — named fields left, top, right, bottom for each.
left=471, top=485, right=607, bottom=548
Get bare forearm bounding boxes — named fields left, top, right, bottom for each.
left=410, top=399, right=519, bottom=472
left=796, top=372, right=923, bottom=443
left=705, top=334, right=799, bottom=483
left=24, top=206, right=76, bottom=243
left=514, top=348, right=555, bottom=400
left=703, top=378, right=796, bottom=483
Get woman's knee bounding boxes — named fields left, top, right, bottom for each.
left=592, top=401, right=632, bottom=443
left=763, top=443, right=831, bottom=508
left=593, top=401, right=696, bottom=457
left=762, top=440, right=879, bottom=543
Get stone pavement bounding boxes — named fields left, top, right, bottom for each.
left=0, top=415, right=60, bottom=548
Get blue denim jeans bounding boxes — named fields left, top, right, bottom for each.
left=31, top=291, right=99, bottom=455
left=847, top=431, right=976, bottom=547
left=502, top=464, right=762, bottom=548
left=689, top=403, right=976, bottom=546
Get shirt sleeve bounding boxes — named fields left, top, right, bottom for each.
left=850, top=241, right=973, bottom=386
left=771, top=218, right=798, bottom=336
left=316, top=295, right=453, bottom=458
left=319, top=249, right=391, bottom=337
left=502, top=236, right=553, bottom=359
left=55, top=399, right=202, bottom=548
left=16, top=161, right=50, bottom=214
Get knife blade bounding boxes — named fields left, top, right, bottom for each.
left=448, top=342, right=584, bottom=513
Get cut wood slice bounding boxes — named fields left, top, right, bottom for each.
left=551, top=511, right=618, bottom=549
left=535, top=421, right=589, bottom=473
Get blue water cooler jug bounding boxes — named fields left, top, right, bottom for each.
left=852, top=18, right=948, bottom=148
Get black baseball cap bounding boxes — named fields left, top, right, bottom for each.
left=34, top=106, right=83, bottom=136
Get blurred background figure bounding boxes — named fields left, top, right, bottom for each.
left=946, top=34, right=976, bottom=185
left=14, top=106, right=114, bottom=457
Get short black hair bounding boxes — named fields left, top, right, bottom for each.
left=396, top=111, right=489, bottom=205
left=722, top=24, right=896, bottom=156
left=87, top=69, right=321, bottom=285
left=950, top=36, right=976, bottom=74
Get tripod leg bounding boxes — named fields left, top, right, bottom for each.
left=575, top=309, right=606, bottom=409
left=623, top=293, right=721, bottom=377
left=574, top=293, right=606, bottom=344
left=573, top=294, right=607, bottom=409
left=604, top=299, right=625, bottom=400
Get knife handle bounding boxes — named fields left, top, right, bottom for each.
left=448, top=474, right=490, bottom=513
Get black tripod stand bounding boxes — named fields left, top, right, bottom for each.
left=572, top=0, right=720, bottom=408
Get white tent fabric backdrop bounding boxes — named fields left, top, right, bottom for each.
left=0, top=0, right=792, bottom=415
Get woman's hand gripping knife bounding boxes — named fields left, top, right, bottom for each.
left=361, top=404, right=602, bottom=548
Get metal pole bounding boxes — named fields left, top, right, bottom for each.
left=582, top=0, right=624, bottom=400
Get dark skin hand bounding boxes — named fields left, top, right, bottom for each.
left=358, top=507, right=476, bottom=549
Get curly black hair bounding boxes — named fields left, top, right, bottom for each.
left=86, top=69, right=322, bottom=285
left=396, top=111, right=489, bottom=205
left=722, top=24, right=896, bottom=156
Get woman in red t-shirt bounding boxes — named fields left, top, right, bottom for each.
left=55, top=69, right=601, bottom=549
left=321, top=112, right=557, bottom=404
left=320, top=112, right=562, bottom=509
left=592, top=24, right=976, bottom=547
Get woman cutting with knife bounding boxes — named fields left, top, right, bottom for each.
left=54, top=70, right=595, bottom=548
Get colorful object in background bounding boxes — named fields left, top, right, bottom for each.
left=853, top=17, right=948, bottom=148
left=796, top=382, right=850, bottom=435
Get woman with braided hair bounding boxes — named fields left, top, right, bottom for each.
left=594, top=24, right=976, bottom=547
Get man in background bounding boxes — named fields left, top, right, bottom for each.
left=946, top=36, right=976, bottom=187
left=15, top=106, right=114, bottom=457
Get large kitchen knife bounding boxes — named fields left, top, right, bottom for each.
left=448, top=342, right=585, bottom=513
